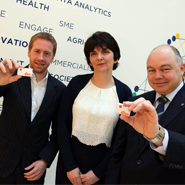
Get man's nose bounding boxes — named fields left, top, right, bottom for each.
left=38, top=53, right=44, bottom=61
left=155, top=71, right=163, bottom=78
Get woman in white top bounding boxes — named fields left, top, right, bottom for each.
left=56, top=31, right=132, bottom=185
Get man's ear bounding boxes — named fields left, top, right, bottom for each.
left=182, top=63, right=185, bottom=70
left=51, top=55, right=55, bottom=63
left=181, top=63, right=185, bottom=81
left=28, top=49, right=30, bottom=57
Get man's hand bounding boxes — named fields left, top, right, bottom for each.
left=67, top=167, right=82, bottom=185
left=80, top=170, right=99, bottom=185
left=0, top=58, right=22, bottom=85
left=120, top=97, right=159, bottom=140
left=24, top=159, right=47, bottom=181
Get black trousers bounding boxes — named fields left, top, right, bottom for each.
left=0, top=162, right=46, bottom=185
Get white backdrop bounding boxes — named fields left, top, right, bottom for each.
left=1, top=0, right=185, bottom=184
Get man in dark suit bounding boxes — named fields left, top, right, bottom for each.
left=0, top=32, right=66, bottom=184
left=105, top=45, right=185, bottom=184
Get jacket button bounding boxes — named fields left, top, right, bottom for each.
left=169, top=163, right=173, bottom=168
left=137, top=160, right=142, bottom=165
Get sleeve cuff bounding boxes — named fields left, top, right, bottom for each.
left=150, top=128, right=169, bottom=155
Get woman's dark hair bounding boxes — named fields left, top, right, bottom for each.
left=84, top=31, right=120, bottom=71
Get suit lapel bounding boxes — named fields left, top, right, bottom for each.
left=31, top=74, right=57, bottom=124
left=139, top=85, right=185, bottom=155
left=113, top=76, right=122, bottom=102
left=159, top=85, right=185, bottom=127
left=18, top=77, right=32, bottom=122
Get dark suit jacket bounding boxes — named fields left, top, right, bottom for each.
left=56, top=73, right=132, bottom=182
left=105, top=84, right=185, bottom=184
left=0, top=72, right=66, bottom=177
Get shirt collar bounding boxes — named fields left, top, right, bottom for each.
left=29, top=65, right=49, bottom=84
left=155, top=81, right=184, bottom=102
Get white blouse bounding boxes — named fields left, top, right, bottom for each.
left=72, top=80, right=119, bottom=147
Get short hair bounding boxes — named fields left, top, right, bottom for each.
left=170, top=45, right=183, bottom=67
left=152, top=45, right=183, bottom=67
left=28, top=32, right=57, bottom=56
left=84, top=31, right=120, bottom=71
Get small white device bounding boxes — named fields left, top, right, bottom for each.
left=115, top=103, right=130, bottom=116
left=17, top=68, right=33, bottom=77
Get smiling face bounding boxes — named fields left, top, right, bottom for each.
left=89, top=46, right=117, bottom=73
left=147, top=46, right=184, bottom=96
left=28, top=38, right=54, bottom=79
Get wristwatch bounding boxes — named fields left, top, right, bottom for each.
left=143, top=125, right=165, bottom=143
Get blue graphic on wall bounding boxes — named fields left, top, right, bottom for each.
left=132, top=77, right=148, bottom=96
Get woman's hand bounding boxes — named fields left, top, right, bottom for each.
left=67, top=167, right=82, bottom=185
left=80, top=170, right=99, bottom=185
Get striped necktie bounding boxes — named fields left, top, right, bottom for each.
left=156, top=96, right=169, bottom=119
